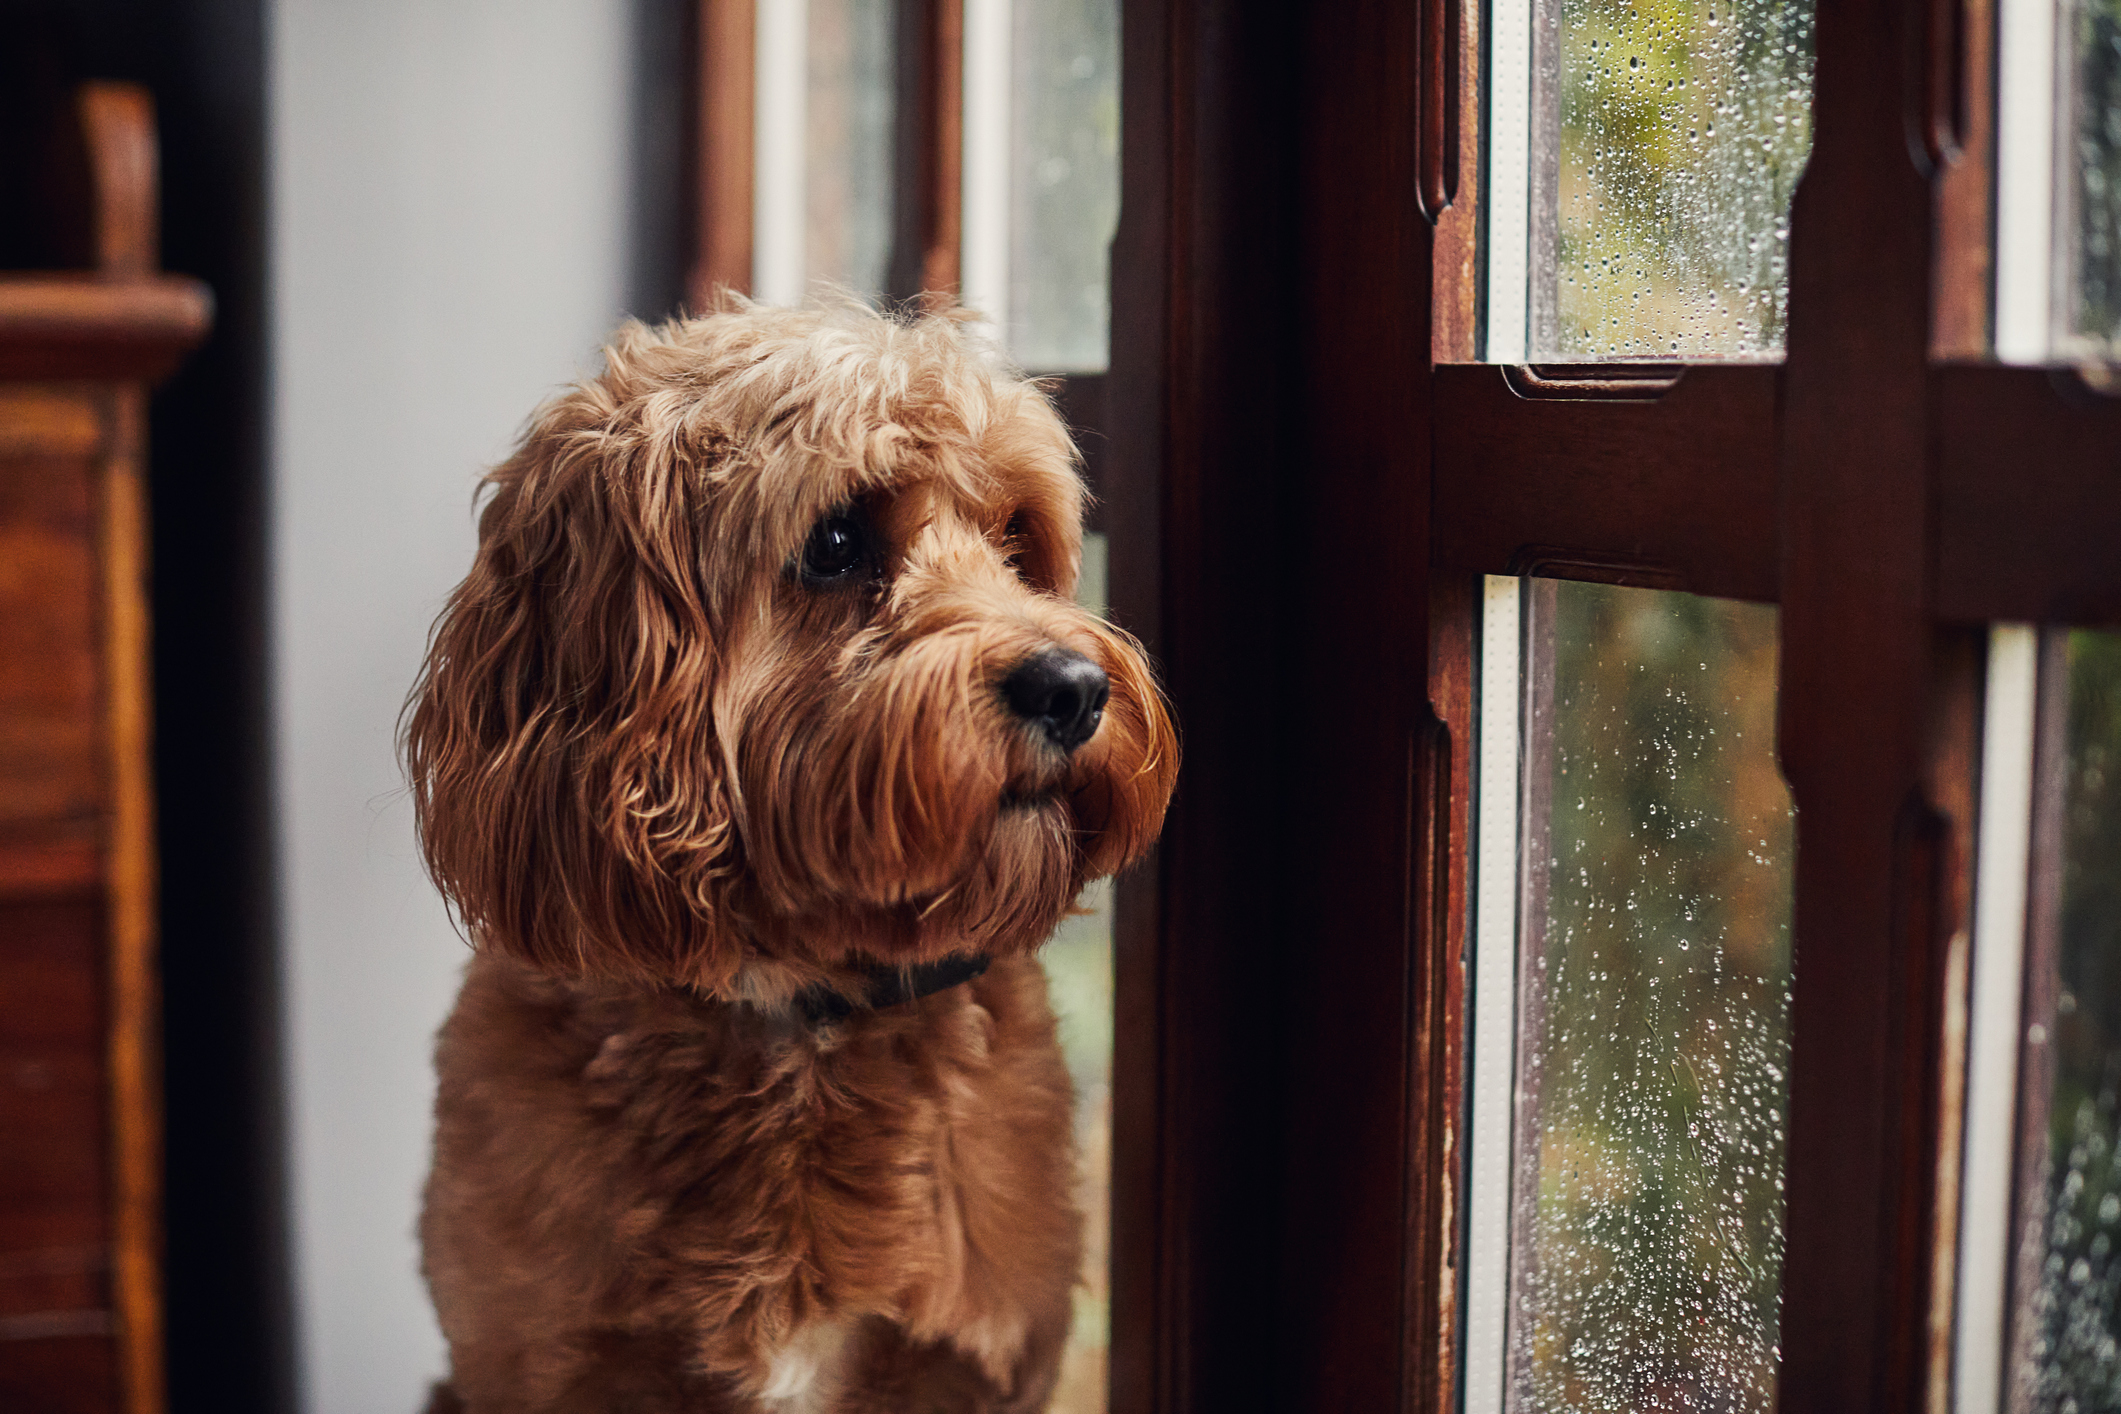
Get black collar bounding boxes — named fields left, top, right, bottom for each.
left=793, top=953, right=992, bottom=1025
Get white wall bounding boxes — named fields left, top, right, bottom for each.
left=270, top=4, right=638, bottom=1409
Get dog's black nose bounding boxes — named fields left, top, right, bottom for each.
left=1002, top=650, right=1110, bottom=753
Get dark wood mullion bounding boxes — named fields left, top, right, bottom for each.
left=1412, top=10, right=1515, bottom=1391
left=1429, top=0, right=1481, bottom=362
left=1036, top=373, right=1107, bottom=533
left=1106, top=1, right=1317, bottom=1411
left=1278, top=1, right=1437, bottom=1411
left=1930, top=0, right=1996, bottom=357
left=1428, top=361, right=2121, bottom=630
left=1775, top=0, right=1947, bottom=1410
left=1879, top=624, right=1988, bottom=1414
left=1107, top=1, right=1291, bottom=1409
left=1918, top=633, right=1984, bottom=1401
left=1417, top=572, right=1479, bottom=1414
left=1933, top=366, right=2121, bottom=625
left=1105, top=0, right=1178, bottom=1402
left=1429, top=364, right=1779, bottom=601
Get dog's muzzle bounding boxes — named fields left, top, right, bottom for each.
left=1001, top=649, right=1109, bottom=753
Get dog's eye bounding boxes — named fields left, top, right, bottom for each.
left=1002, top=512, right=1033, bottom=577
left=799, top=512, right=870, bottom=584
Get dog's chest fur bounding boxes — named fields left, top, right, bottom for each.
left=422, top=951, right=1082, bottom=1411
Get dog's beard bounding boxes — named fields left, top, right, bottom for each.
left=729, top=616, right=1170, bottom=964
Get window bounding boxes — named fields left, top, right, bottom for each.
left=1485, top=0, right=1816, bottom=362
left=693, top=1, right=2121, bottom=1410
left=1466, top=577, right=1793, bottom=1414
left=1997, top=0, right=2121, bottom=361
left=1102, top=0, right=2121, bottom=1409
left=2006, top=632, right=2121, bottom=1408
left=1957, top=628, right=2121, bottom=1413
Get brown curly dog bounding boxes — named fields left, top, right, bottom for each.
left=401, top=300, right=1177, bottom=1413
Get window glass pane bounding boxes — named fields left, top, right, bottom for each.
left=1508, top=580, right=1794, bottom=1411
left=1534, top=0, right=1816, bottom=360
left=2066, top=1, right=2121, bottom=355
left=806, top=0, right=896, bottom=298
left=1041, top=529, right=1111, bottom=1414
left=1008, top=0, right=1119, bottom=372
left=2009, top=630, right=2121, bottom=1410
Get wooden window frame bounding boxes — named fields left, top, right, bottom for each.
left=689, top=2, right=2121, bottom=1409
left=688, top=0, right=1111, bottom=526
left=1106, top=1, right=2121, bottom=1413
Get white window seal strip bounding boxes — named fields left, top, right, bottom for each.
left=1994, top=0, right=2057, bottom=362
left=961, top=0, right=1013, bottom=343
left=1464, top=574, right=1525, bottom=1414
left=1954, top=624, right=2040, bottom=1414
left=1485, top=0, right=1534, bottom=363
left=752, top=0, right=808, bottom=306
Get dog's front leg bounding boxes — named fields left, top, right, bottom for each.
left=826, top=1299, right=1066, bottom=1414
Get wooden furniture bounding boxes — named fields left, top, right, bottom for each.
left=0, top=83, right=210, bottom=1414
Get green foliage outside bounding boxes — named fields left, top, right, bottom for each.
left=1513, top=582, right=1793, bottom=1413
left=1552, top=0, right=1814, bottom=358
left=1009, top=0, right=1120, bottom=372
left=2020, top=631, right=2121, bottom=1410
left=2072, top=0, right=2121, bottom=351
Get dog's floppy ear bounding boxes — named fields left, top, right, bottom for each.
left=403, top=365, right=746, bottom=991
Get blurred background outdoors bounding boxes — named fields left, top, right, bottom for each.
left=1545, top=0, right=1814, bottom=360
left=1511, top=582, right=1794, bottom=1414
left=2070, top=0, right=2121, bottom=354
left=2015, top=631, right=2121, bottom=1411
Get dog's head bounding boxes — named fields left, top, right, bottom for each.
left=404, top=301, right=1177, bottom=995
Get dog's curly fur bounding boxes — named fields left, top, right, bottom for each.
left=402, top=300, right=1177, bottom=1413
